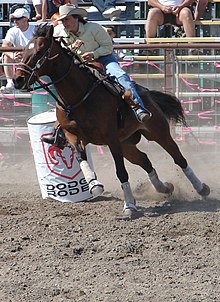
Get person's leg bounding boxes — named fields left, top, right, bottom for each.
left=194, top=0, right=208, bottom=20
left=177, top=8, right=202, bottom=54
left=145, top=8, right=164, bottom=38
left=103, top=0, right=117, bottom=11
left=177, top=7, right=195, bottom=37
left=92, top=0, right=121, bottom=20
left=92, top=0, right=105, bottom=13
left=32, top=0, right=42, bottom=20
left=1, top=54, right=15, bottom=91
left=99, top=57, right=151, bottom=122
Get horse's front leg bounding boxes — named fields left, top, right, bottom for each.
left=57, top=107, right=104, bottom=197
left=78, top=149, right=104, bottom=198
left=64, top=131, right=104, bottom=197
left=108, top=142, right=137, bottom=217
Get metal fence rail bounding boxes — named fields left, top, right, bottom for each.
left=0, top=43, right=220, bottom=163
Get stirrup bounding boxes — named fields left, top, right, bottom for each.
left=41, top=126, right=67, bottom=149
left=134, top=108, right=152, bottom=123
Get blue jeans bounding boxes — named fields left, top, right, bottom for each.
left=97, top=53, right=145, bottom=110
left=92, top=0, right=116, bottom=13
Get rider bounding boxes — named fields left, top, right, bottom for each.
left=55, top=4, right=152, bottom=123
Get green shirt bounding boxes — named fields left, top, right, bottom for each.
left=60, top=21, right=113, bottom=60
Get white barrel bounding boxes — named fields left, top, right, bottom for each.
left=27, top=109, right=93, bottom=202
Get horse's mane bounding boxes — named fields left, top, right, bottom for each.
left=33, top=23, right=50, bottom=38
left=33, top=23, right=75, bottom=59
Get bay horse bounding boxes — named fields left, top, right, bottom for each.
left=14, top=24, right=210, bottom=217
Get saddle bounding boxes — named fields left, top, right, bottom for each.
left=59, top=38, right=139, bottom=108
left=84, top=61, right=140, bottom=110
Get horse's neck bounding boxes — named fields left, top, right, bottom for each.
left=49, top=54, right=89, bottom=104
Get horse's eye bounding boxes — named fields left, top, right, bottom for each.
left=28, top=43, right=35, bottom=49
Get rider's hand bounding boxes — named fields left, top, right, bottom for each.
left=71, top=39, right=84, bottom=51
left=81, top=52, right=95, bottom=62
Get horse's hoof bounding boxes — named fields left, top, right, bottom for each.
left=164, top=182, right=174, bottom=194
left=123, top=207, right=137, bottom=220
left=198, top=183, right=210, bottom=197
left=89, top=180, right=104, bottom=197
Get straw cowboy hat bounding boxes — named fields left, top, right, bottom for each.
left=56, top=4, right=88, bottom=21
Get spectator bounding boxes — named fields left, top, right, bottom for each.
left=92, top=0, right=121, bottom=21
left=1, top=8, right=36, bottom=93
left=173, top=0, right=208, bottom=38
left=193, top=0, right=208, bottom=20
left=145, top=0, right=196, bottom=40
left=105, top=26, right=124, bottom=59
left=41, top=0, right=77, bottom=21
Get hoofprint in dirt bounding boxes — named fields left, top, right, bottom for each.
left=0, top=141, right=219, bottom=301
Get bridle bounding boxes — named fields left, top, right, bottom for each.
left=16, top=35, right=108, bottom=115
left=16, top=38, right=75, bottom=108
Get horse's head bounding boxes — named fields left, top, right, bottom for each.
left=14, top=23, right=54, bottom=90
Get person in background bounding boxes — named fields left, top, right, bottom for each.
left=145, top=0, right=201, bottom=54
left=173, top=0, right=208, bottom=38
left=105, top=26, right=124, bottom=59
left=193, top=0, right=208, bottom=20
left=32, top=0, right=43, bottom=20
left=146, top=0, right=195, bottom=38
left=41, top=0, right=77, bottom=21
left=1, top=8, right=36, bottom=93
left=56, top=4, right=151, bottom=123
left=92, top=0, right=121, bottom=21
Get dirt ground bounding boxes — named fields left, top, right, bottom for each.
left=0, top=139, right=219, bottom=302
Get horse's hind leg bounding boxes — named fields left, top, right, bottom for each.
left=121, top=138, right=174, bottom=194
left=152, top=133, right=210, bottom=197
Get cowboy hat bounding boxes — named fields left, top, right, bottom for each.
left=56, top=4, right=87, bottom=21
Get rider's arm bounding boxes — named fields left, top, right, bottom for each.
left=90, top=23, right=113, bottom=59
left=79, top=22, right=113, bottom=59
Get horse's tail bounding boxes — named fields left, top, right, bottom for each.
left=149, top=90, right=187, bottom=126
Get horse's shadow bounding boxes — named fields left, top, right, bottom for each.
left=86, top=193, right=220, bottom=220
left=138, top=197, right=220, bottom=218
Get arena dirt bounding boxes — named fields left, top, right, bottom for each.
left=0, top=140, right=219, bottom=302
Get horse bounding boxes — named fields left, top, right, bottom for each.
left=14, top=24, right=210, bottom=218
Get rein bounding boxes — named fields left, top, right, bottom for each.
left=17, top=40, right=73, bottom=109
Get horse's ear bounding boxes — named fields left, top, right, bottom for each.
left=40, top=22, right=54, bottom=37
left=46, top=23, right=54, bottom=38
left=46, top=24, right=54, bottom=38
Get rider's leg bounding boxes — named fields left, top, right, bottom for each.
left=99, top=56, right=152, bottom=123
left=117, top=73, right=152, bottom=121
left=105, top=61, right=150, bottom=120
